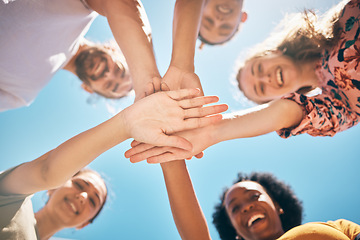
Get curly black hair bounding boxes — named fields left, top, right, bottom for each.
left=212, top=172, right=303, bottom=240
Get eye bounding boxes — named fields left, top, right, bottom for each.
left=258, top=63, right=263, bottom=75
left=260, top=83, right=265, bottom=95
left=251, top=192, right=260, bottom=200
left=204, top=17, right=214, bottom=25
left=89, top=197, right=96, bottom=207
left=74, top=181, right=84, bottom=190
left=231, top=205, right=240, bottom=214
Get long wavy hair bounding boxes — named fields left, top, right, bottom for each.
left=236, top=0, right=348, bottom=103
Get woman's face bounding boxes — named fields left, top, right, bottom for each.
left=81, top=50, right=133, bottom=98
left=46, top=171, right=107, bottom=229
left=238, top=53, right=303, bottom=103
left=200, top=0, right=246, bottom=44
left=224, top=181, right=284, bottom=240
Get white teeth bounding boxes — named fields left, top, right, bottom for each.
left=247, top=214, right=265, bottom=227
left=276, top=68, right=284, bottom=86
left=69, top=202, right=77, bottom=213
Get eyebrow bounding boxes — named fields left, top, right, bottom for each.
left=218, top=25, right=233, bottom=36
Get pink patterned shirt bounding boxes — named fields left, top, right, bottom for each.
left=278, top=0, right=360, bottom=138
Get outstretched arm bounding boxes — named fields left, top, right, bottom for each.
left=161, top=160, right=211, bottom=240
left=87, top=0, right=160, bottom=101
left=126, top=99, right=304, bottom=163
left=161, top=0, right=206, bottom=92
left=0, top=89, right=227, bottom=195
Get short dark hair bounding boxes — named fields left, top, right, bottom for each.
left=212, top=172, right=303, bottom=240
left=73, top=168, right=108, bottom=224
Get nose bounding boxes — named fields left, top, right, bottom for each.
left=259, top=74, right=271, bottom=84
left=216, top=14, right=224, bottom=21
left=241, top=203, right=254, bottom=213
left=77, top=192, right=88, bottom=204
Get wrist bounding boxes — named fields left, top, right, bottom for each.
left=169, top=61, right=195, bottom=73
left=115, top=109, right=132, bottom=140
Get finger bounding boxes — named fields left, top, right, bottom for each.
left=182, top=114, right=223, bottom=130
left=160, top=81, right=171, bottom=91
left=145, top=82, right=155, bottom=97
left=166, top=88, right=201, bottom=100
left=183, top=104, right=228, bottom=118
left=152, top=77, right=162, bottom=93
left=152, top=134, right=193, bottom=151
left=129, top=147, right=172, bottom=163
left=194, top=152, right=204, bottom=159
left=125, top=143, right=155, bottom=158
left=147, top=151, right=188, bottom=164
left=130, top=140, right=142, bottom=147
left=179, top=95, right=219, bottom=109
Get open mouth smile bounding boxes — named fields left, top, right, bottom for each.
left=247, top=213, right=265, bottom=227
left=276, top=67, right=284, bottom=87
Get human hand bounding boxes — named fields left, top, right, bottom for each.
left=134, top=76, right=162, bottom=102
left=124, top=124, right=216, bottom=163
left=160, top=66, right=204, bottom=95
left=121, top=88, right=228, bottom=151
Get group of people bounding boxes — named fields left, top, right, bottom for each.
left=1, top=0, right=359, bottom=239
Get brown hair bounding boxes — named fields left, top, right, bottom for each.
left=236, top=1, right=345, bottom=103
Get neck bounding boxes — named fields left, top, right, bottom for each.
left=35, top=207, right=64, bottom=240
left=63, top=39, right=91, bottom=75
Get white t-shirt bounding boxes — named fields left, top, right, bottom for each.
left=0, top=0, right=98, bottom=111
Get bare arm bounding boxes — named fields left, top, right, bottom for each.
left=0, top=89, right=227, bottom=195
left=161, top=0, right=206, bottom=92
left=87, top=0, right=160, bottom=100
left=161, top=160, right=211, bottom=240
left=126, top=99, right=304, bottom=163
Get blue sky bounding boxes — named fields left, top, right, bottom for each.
left=0, top=0, right=359, bottom=239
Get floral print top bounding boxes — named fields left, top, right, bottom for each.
left=278, top=0, right=360, bottom=138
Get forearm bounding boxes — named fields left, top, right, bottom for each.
left=95, top=0, right=160, bottom=93
left=210, top=99, right=304, bottom=143
left=161, top=160, right=211, bottom=240
left=170, top=0, right=206, bottom=72
left=2, top=112, right=129, bottom=194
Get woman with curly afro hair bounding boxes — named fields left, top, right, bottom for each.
left=212, top=172, right=303, bottom=240
left=161, top=160, right=360, bottom=240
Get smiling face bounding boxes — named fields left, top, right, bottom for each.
left=238, top=52, right=304, bottom=103
left=200, top=0, right=246, bottom=44
left=77, top=47, right=133, bottom=99
left=46, top=171, right=107, bottom=229
left=224, top=181, right=284, bottom=240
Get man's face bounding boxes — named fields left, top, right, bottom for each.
left=79, top=48, right=133, bottom=98
left=200, top=0, right=246, bottom=44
